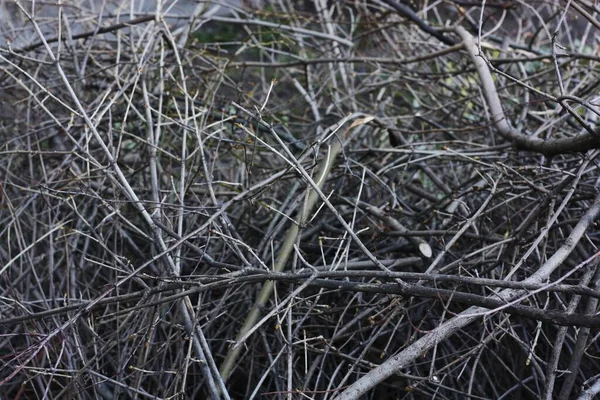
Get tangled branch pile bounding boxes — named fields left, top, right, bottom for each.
left=1, top=1, right=600, bottom=398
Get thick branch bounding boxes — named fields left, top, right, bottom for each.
left=455, top=26, right=600, bottom=156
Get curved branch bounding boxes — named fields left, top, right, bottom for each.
left=455, top=26, right=600, bottom=156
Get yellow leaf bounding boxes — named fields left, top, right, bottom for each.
left=349, top=115, right=375, bottom=129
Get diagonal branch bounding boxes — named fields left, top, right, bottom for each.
left=336, top=191, right=600, bottom=399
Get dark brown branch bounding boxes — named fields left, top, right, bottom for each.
left=12, top=15, right=155, bottom=54
left=380, top=0, right=458, bottom=46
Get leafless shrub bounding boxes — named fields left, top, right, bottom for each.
left=1, top=1, right=600, bottom=399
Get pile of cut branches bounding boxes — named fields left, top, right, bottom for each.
left=1, top=1, right=600, bottom=399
